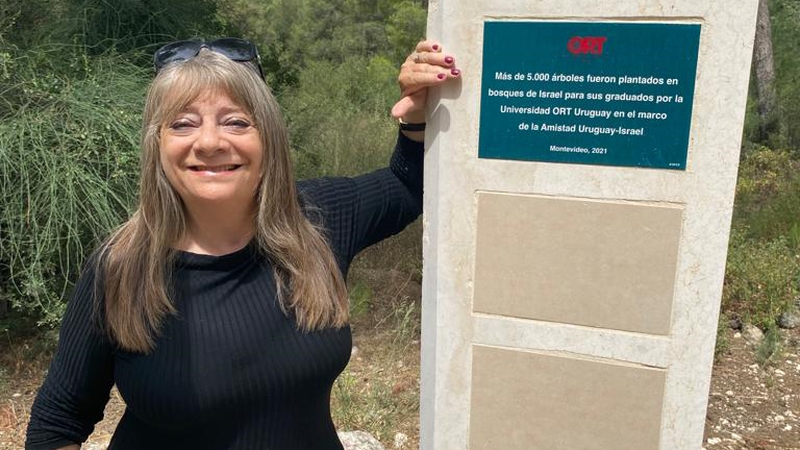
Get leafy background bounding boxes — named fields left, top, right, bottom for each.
left=0, top=0, right=798, bottom=368
left=0, top=0, right=427, bottom=325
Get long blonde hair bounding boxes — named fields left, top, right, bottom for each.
left=97, top=50, right=348, bottom=353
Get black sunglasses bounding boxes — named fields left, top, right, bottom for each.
left=153, top=38, right=265, bottom=80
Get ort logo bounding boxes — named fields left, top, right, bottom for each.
left=567, top=36, right=607, bottom=55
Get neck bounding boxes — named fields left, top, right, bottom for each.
left=179, top=201, right=257, bottom=255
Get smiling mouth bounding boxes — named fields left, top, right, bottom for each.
left=189, top=164, right=242, bottom=173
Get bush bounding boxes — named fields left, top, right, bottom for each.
left=733, top=144, right=800, bottom=242
left=722, top=230, right=800, bottom=329
left=722, top=143, right=800, bottom=332
left=0, top=46, right=146, bottom=324
left=282, top=56, right=398, bottom=179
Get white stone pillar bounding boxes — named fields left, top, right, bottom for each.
left=420, top=2, right=759, bottom=449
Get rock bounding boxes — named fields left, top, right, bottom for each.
left=729, top=317, right=743, bottom=330
left=777, top=311, right=800, bottom=329
left=83, top=440, right=111, bottom=450
left=339, top=431, right=386, bottom=450
left=393, top=432, right=409, bottom=449
left=742, top=324, right=764, bottom=345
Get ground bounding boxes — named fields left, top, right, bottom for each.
left=703, top=327, right=800, bottom=450
left=1, top=268, right=798, bottom=449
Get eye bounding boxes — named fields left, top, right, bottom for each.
left=224, top=118, right=253, bottom=129
left=167, top=119, right=196, bottom=131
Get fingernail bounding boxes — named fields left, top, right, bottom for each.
left=437, top=73, right=446, bottom=80
left=432, top=44, right=440, bottom=51
left=450, top=68, right=460, bottom=76
left=444, top=56, right=454, bottom=65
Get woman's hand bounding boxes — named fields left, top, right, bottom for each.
left=391, top=41, right=460, bottom=134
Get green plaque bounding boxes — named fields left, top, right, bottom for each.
left=479, top=21, right=701, bottom=170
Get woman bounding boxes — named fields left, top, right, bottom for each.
left=25, top=38, right=460, bottom=450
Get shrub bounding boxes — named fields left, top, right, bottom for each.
left=733, top=144, right=800, bottom=242
left=282, top=56, right=398, bottom=179
left=722, top=230, right=800, bottom=329
left=0, top=47, right=146, bottom=324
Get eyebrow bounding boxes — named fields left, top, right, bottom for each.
left=174, top=104, right=251, bottom=117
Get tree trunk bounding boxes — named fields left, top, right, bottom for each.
left=754, top=0, right=779, bottom=140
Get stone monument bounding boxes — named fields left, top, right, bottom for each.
left=420, top=1, right=759, bottom=449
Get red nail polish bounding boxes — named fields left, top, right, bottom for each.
left=444, top=56, right=454, bottom=64
left=451, top=68, right=460, bottom=76
left=437, top=73, right=446, bottom=80
left=432, top=44, right=440, bottom=51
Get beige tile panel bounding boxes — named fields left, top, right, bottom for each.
left=473, top=193, right=683, bottom=335
left=470, top=345, right=666, bottom=450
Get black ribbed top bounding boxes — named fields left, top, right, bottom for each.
left=25, top=133, right=423, bottom=450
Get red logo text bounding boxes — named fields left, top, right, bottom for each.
left=567, top=36, right=608, bottom=55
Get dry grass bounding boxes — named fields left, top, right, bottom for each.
left=333, top=264, right=422, bottom=448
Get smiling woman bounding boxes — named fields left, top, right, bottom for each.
left=158, top=90, right=265, bottom=253
left=24, top=39, right=461, bottom=450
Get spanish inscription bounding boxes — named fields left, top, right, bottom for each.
left=479, top=21, right=701, bottom=170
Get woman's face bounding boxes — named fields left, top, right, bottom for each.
left=159, top=89, right=263, bottom=214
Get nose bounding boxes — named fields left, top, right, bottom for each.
left=194, top=122, right=227, bottom=155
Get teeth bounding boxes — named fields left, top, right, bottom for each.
left=192, top=165, right=239, bottom=172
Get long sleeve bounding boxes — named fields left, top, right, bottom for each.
left=26, top=260, right=116, bottom=450
left=298, top=131, right=424, bottom=268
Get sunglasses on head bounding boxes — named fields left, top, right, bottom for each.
left=153, top=37, right=265, bottom=80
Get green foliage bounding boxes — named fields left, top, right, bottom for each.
left=71, top=0, right=225, bottom=54
left=0, top=0, right=430, bottom=328
left=722, top=230, right=800, bottom=330
left=0, top=0, right=72, bottom=48
left=349, top=281, right=372, bottom=319
left=765, top=0, right=800, bottom=149
left=721, top=5, right=800, bottom=330
left=755, top=326, right=783, bottom=366
left=733, top=144, right=800, bottom=242
left=741, top=91, right=762, bottom=145
left=0, top=46, right=145, bottom=324
left=725, top=145, right=800, bottom=332
left=332, top=368, right=401, bottom=437
left=217, top=0, right=425, bottom=92
left=714, top=312, right=730, bottom=358
left=3, top=0, right=224, bottom=59
left=385, top=1, right=427, bottom=63
left=282, top=56, right=398, bottom=178
left=217, top=0, right=356, bottom=90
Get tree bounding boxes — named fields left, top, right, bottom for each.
left=385, top=0, right=427, bottom=63
left=753, top=0, right=780, bottom=141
